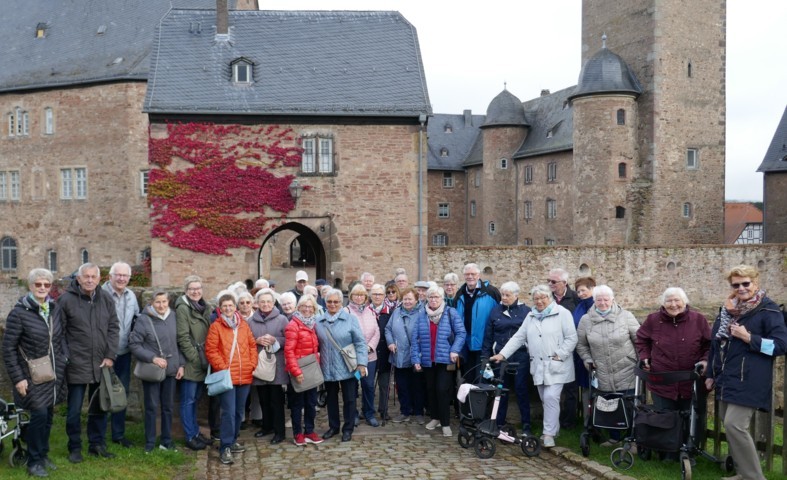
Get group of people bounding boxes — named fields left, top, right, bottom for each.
left=2, top=262, right=785, bottom=480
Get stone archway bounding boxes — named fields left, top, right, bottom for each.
left=257, top=222, right=326, bottom=288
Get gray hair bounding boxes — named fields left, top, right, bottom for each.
left=592, top=285, right=615, bottom=301
left=109, top=261, right=131, bottom=276
left=78, top=262, right=99, bottom=277
left=499, top=281, right=520, bottom=296
left=443, top=272, right=459, bottom=284
left=255, top=288, right=276, bottom=303
left=183, top=275, right=202, bottom=292
left=394, top=268, right=406, bottom=276
left=151, top=289, right=169, bottom=300
left=463, top=263, right=480, bottom=274
left=237, top=291, right=254, bottom=304
left=216, top=289, right=237, bottom=305
left=279, top=291, right=297, bottom=306
left=395, top=273, right=408, bottom=282
left=28, top=268, right=54, bottom=285
left=296, top=294, right=319, bottom=311
left=361, top=272, right=374, bottom=282
left=426, top=285, right=445, bottom=299
left=325, top=288, right=344, bottom=302
left=530, top=284, right=552, bottom=299
left=303, top=285, right=318, bottom=297
left=661, top=287, right=689, bottom=306
left=255, top=278, right=269, bottom=289
left=549, top=268, right=569, bottom=282
left=370, top=283, right=385, bottom=294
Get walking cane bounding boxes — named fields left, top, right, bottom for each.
left=381, top=361, right=396, bottom=426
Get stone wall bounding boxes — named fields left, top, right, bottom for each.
left=427, top=170, right=466, bottom=248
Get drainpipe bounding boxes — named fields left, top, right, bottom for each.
left=417, top=114, right=427, bottom=280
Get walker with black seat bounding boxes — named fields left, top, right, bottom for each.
left=578, top=366, right=634, bottom=457
left=0, top=397, right=29, bottom=467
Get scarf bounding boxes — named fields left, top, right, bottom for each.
left=594, top=306, right=612, bottom=317
left=189, top=297, right=206, bottom=314
left=29, top=293, right=50, bottom=322
left=222, top=312, right=238, bottom=329
left=384, top=297, right=398, bottom=311
left=294, top=312, right=316, bottom=329
left=532, top=301, right=556, bottom=321
left=715, top=289, right=766, bottom=340
left=151, top=306, right=171, bottom=321
left=426, top=302, right=445, bottom=325
left=326, top=309, right=343, bottom=323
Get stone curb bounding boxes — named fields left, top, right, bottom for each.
left=548, top=446, right=638, bottom=480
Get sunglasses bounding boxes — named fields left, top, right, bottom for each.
left=386, top=291, right=397, bottom=295
left=34, top=282, right=52, bottom=288
left=238, top=301, right=252, bottom=305
left=547, top=280, right=564, bottom=285
left=730, top=281, right=752, bottom=289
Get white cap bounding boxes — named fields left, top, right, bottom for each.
left=295, top=270, right=309, bottom=282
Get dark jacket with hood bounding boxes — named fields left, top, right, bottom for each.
left=57, top=278, right=119, bottom=384
left=481, top=301, right=531, bottom=362
left=3, top=294, right=68, bottom=410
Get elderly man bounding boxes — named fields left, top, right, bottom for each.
left=360, top=272, right=375, bottom=293
left=547, top=268, right=581, bottom=429
left=455, top=263, right=500, bottom=375
left=290, top=270, right=309, bottom=302
left=394, top=272, right=409, bottom=292
left=101, top=262, right=139, bottom=448
left=59, top=263, right=119, bottom=463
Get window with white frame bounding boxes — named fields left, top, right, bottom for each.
left=301, top=136, right=334, bottom=174
left=10, top=171, right=19, bottom=200
left=547, top=162, right=557, bottom=182
left=524, top=200, right=533, bottom=220
left=0, top=171, right=20, bottom=201
left=232, top=59, right=252, bottom=84
left=438, top=203, right=450, bottom=218
left=547, top=199, right=557, bottom=219
left=682, top=202, right=692, bottom=218
left=48, top=250, right=58, bottom=273
left=442, top=171, right=454, bottom=188
left=524, top=238, right=533, bottom=246
left=474, top=171, right=481, bottom=188
left=545, top=238, right=556, bottom=246
left=488, top=222, right=496, bottom=234
left=44, top=107, right=54, bottom=135
left=140, top=170, right=150, bottom=196
left=686, top=148, right=698, bottom=169
left=524, top=165, right=533, bottom=184
left=7, top=112, right=14, bottom=136
left=61, top=167, right=87, bottom=199
left=470, top=200, right=476, bottom=217
left=0, top=172, right=5, bottom=199
left=1, top=236, right=17, bottom=271
left=432, top=233, right=448, bottom=246
left=499, top=158, right=508, bottom=169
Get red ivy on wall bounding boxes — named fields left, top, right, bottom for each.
left=148, top=123, right=304, bottom=255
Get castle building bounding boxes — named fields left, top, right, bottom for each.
left=757, top=105, right=787, bottom=243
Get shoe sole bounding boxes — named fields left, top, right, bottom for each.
left=305, top=439, right=323, bottom=444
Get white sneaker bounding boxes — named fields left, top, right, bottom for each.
left=542, top=435, right=555, bottom=447
left=425, top=419, right=440, bottom=430
left=442, top=426, right=452, bottom=437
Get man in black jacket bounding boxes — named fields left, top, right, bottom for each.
left=59, top=263, right=120, bottom=463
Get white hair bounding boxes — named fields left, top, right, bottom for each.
left=500, top=281, right=520, bottom=295
left=109, top=261, right=131, bottom=275
left=592, top=285, right=615, bottom=301
left=279, top=291, right=297, bottom=306
left=530, top=284, right=552, bottom=299
left=549, top=268, right=569, bottom=282
left=463, top=263, right=480, bottom=274
left=661, top=287, right=689, bottom=306
left=255, top=288, right=276, bottom=302
left=255, top=278, right=269, bottom=289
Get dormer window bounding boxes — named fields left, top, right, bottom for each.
left=440, top=147, right=449, bottom=157
left=232, top=58, right=253, bottom=84
left=444, top=124, right=453, bottom=133
left=35, top=23, right=47, bottom=38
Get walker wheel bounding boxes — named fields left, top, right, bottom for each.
left=520, top=435, right=541, bottom=457
left=610, top=447, right=634, bottom=470
left=724, top=455, right=735, bottom=472
left=681, top=456, right=692, bottom=480
left=579, top=432, right=590, bottom=457
left=474, top=436, right=496, bottom=459
left=9, top=446, right=28, bottom=467
left=457, top=430, right=474, bottom=449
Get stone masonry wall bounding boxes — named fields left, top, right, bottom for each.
left=517, top=151, right=575, bottom=245
left=427, top=170, right=465, bottom=248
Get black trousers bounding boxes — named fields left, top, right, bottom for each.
left=423, top=365, right=454, bottom=427
left=325, top=377, right=358, bottom=434
left=257, top=384, right=286, bottom=437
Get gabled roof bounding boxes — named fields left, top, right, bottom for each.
left=427, top=111, right=485, bottom=170
left=757, top=105, right=787, bottom=173
left=0, top=0, right=225, bottom=93
left=724, top=202, right=763, bottom=244
left=144, top=9, right=432, bottom=118
left=513, top=87, right=575, bottom=159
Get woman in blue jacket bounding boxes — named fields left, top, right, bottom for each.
left=385, top=287, right=425, bottom=424
left=412, top=286, right=466, bottom=437
left=706, top=265, right=787, bottom=480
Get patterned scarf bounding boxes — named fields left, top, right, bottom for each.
left=532, top=301, right=555, bottom=321
left=715, top=289, right=766, bottom=340
left=426, top=302, right=445, bottom=325
left=384, top=297, right=398, bottom=311
left=222, top=312, right=238, bottom=329
left=294, top=312, right=316, bottom=329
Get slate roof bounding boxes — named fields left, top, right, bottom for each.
left=427, top=111, right=485, bottom=170
left=513, top=87, right=576, bottom=159
left=724, top=202, right=763, bottom=244
left=481, top=89, right=528, bottom=127
left=568, top=46, right=642, bottom=101
left=757, top=105, right=787, bottom=173
left=0, top=0, right=225, bottom=93
left=144, top=9, right=432, bottom=118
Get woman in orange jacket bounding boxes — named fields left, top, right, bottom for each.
left=205, top=292, right=257, bottom=465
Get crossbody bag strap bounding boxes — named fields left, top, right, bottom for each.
left=228, top=327, right=238, bottom=366
left=146, top=316, right=164, bottom=357
left=19, top=309, right=54, bottom=362
left=323, top=323, right=343, bottom=352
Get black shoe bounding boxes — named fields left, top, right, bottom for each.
left=366, top=417, right=380, bottom=427
left=270, top=435, right=285, bottom=445
left=113, top=438, right=133, bottom=448
left=197, top=433, right=215, bottom=446
left=68, top=451, right=83, bottom=464
left=42, top=458, right=57, bottom=470
left=354, top=414, right=360, bottom=427
left=322, top=428, right=339, bottom=440
left=341, top=432, right=352, bottom=442
left=230, top=442, right=246, bottom=453
left=185, top=437, right=207, bottom=451
left=220, top=447, right=233, bottom=465
left=251, top=419, right=264, bottom=428
left=27, top=463, right=49, bottom=477
left=88, top=444, right=116, bottom=459
left=254, top=429, right=273, bottom=438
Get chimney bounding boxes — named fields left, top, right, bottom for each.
left=216, top=0, right=228, bottom=35
left=463, top=109, right=473, bottom=127
left=540, top=89, right=550, bottom=96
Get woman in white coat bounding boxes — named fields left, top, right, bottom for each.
left=490, top=284, right=577, bottom=448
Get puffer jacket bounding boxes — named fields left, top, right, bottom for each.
left=129, top=306, right=184, bottom=378
left=707, top=296, right=787, bottom=411
left=248, top=307, right=288, bottom=385
left=315, top=309, right=368, bottom=382
left=411, top=306, right=466, bottom=367
left=348, top=303, right=380, bottom=363
left=384, top=304, right=421, bottom=368
left=454, top=280, right=500, bottom=353
left=284, top=313, right=320, bottom=378
left=175, top=295, right=212, bottom=382
left=57, top=278, right=119, bottom=384
left=635, top=306, right=710, bottom=400
left=576, top=303, right=640, bottom=392
left=481, top=301, right=531, bottom=362
left=205, top=313, right=257, bottom=386
left=2, top=294, right=68, bottom=410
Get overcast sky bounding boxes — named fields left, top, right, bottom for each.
left=261, top=1, right=787, bottom=202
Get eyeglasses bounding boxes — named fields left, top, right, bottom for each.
left=371, top=293, right=384, bottom=296
left=238, top=301, right=252, bottom=305
left=34, top=282, right=52, bottom=288
left=730, top=281, right=752, bottom=289
left=547, top=279, right=564, bottom=285
left=326, top=300, right=342, bottom=304
left=187, top=287, right=202, bottom=292
left=427, top=295, right=442, bottom=300
left=443, top=283, right=456, bottom=287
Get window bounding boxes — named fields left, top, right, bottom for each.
left=0, top=171, right=21, bottom=201
left=615, top=206, right=626, bottom=219
left=488, top=222, right=496, bottom=234
left=499, top=158, right=508, bottom=169
left=442, top=172, right=454, bottom=188
left=470, top=200, right=476, bottom=217
left=48, top=250, right=58, bottom=273
left=232, top=59, right=253, bottom=84
left=682, top=202, right=692, bottom=218
left=7, top=112, right=14, bottom=136
left=80, top=248, right=89, bottom=264
left=140, top=170, right=150, bottom=196
left=524, top=165, right=533, bottom=184
left=10, top=171, right=19, bottom=200
left=1, top=237, right=17, bottom=271
left=61, top=167, right=87, bottom=199
left=0, top=172, right=5, bottom=199
left=7, top=108, right=29, bottom=137
left=36, top=23, right=47, bottom=38
left=547, top=162, right=557, bottom=182
left=545, top=238, right=556, bottom=246
left=617, top=109, right=626, bottom=125
left=686, top=149, right=698, bottom=169
left=432, top=233, right=448, bottom=246
left=524, top=238, right=533, bottom=246
left=618, top=162, right=627, bottom=178
left=44, top=107, right=54, bottom=135
left=438, top=203, right=449, bottom=218
left=301, top=137, right=334, bottom=174
left=440, top=147, right=449, bottom=157
left=546, top=199, right=557, bottom=219
left=474, top=171, right=481, bottom=188
left=524, top=200, right=533, bottom=220
left=444, top=124, right=453, bottom=133
left=687, top=61, right=692, bottom=78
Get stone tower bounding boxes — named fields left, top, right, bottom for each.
left=581, top=0, right=726, bottom=244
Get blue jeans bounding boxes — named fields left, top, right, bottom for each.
left=360, top=360, right=377, bottom=420
left=218, top=385, right=250, bottom=450
left=325, top=377, right=358, bottom=434
left=66, top=383, right=107, bottom=452
left=26, top=407, right=53, bottom=467
left=111, top=352, right=131, bottom=441
left=179, top=379, right=204, bottom=441
left=142, top=376, right=176, bottom=449
left=288, top=386, right=317, bottom=435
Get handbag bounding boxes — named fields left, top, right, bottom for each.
left=252, top=345, right=276, bottom=382
left=323, top=324, right=358, bottom=372
left=99, top=366, right=128, bottom=413
left=205, top=327, right=238, bottom=396
left=133, top=316, right=167, bottom=383
left=290, top=354, right=324, bottom=393
left=19, top=313, right=56, bottom=385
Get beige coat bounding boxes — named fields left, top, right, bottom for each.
left=576, top=303, right=640, bottom=392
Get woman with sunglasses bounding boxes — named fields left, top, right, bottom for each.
left=705, top=265, right=787, bottom=480
left=3, top=269, right=67, bottom=477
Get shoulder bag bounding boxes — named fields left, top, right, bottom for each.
left=133, top=316, right=167, bottom=382
left=290, top=353, right=324, bottom=393
left=323, top=324, right=358, bottom=372
left=19, top=314, right=56, bottom=385
left=99, top=366, right=128, bottom=413
left=252, top=345, right=276, bottom=382
left=205, top=327, right=238, bottom=396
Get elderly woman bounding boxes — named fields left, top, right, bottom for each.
left=347, top=284, right=381, bottom=427
left=369, top=283, right=393, bottom=419
left=205, top=293, right=258, bottom=465
left=2, top=269, right=67, bottom=477
left=490, top=285, right=577, bottom=448
left=412, top=285, right=466, bottom=437
left=705, top=265, right=787, bottom=480
left=279, top=291, right=298, bottom=320
left=315, top=288, right=369, bottom=442
left=575, top=285, right=639, bottom=446
left=249, top=289, right=289, bottom=444
left=481, top=281, right=532, bottom=433
left=385, top=287, right=426, bottom=424
left=175, top=275, right=214, bottom=451
left=129, top=290, right=184, bottom=453
left=443, top=273, right=460, bottom=308
left=285, top=295, right=323, bottom=446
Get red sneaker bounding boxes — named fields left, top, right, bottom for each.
left=293, top=434, right=306, bottom=446
left=304, top=432, right=323, bottom=444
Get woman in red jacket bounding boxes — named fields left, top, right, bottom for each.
left=205, top=293, right=257, bottom=465
left=285, top=294, right=323, bottom=447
